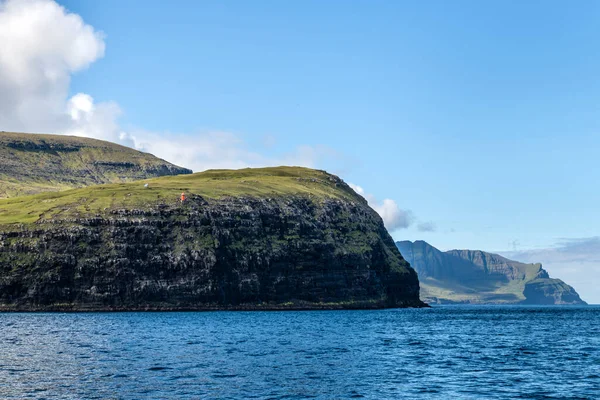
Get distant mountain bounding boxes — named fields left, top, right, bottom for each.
left=0, top=131, right=192, bottom=198
left=396, top=240, right=586, bottom=305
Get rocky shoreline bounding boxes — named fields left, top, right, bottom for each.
left=0, top=299, right=428, bottom=312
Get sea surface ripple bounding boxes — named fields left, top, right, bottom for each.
left=1, top=306, right=598, bottom=399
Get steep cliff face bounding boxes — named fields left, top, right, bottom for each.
left=0, top=131, right=192, bottom=198
left=522, top=279, right=585, bottom=305
left=446, top=249, right=539, bottom=281
left=0, top=167, right=424, bottom=310
left=397, top=240, right=585, bottom=305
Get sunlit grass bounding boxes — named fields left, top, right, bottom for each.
left=0, top=131, right=191, bottom=198
left=0, top=166, right=359, bottom=225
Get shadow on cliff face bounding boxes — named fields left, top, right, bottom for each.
left=0, top=195, right=426, bottom=311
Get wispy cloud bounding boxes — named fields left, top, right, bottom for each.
left=417, top=221, right=437, bottom=232
left=553, top=237, right=600, bottom=262
left=504, top=237, right=600, bottom=264
left=122, top=130, right=347, bottom=173
left=501, top=236, right=600, bottom=304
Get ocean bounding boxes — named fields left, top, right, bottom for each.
left=1, top=306, right=598, bottom=399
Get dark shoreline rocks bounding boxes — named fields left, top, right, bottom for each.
left=0, top=300, right=428, bottom=312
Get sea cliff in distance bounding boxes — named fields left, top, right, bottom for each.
left=397, top=240, right=586, bottom=305
left=0, top=132, right=424, bottom=310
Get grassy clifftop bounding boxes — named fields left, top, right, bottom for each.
left=0, top=166, right=363, bottom=225
left=0, top=135, right=423, bottom=310
left=0, top=166, right=423, bottom=310
left=0, top=131, right=191, bottom=198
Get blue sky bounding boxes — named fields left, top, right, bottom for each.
left=61, top=0, right=600, bottom=248
left=1, top=0, right=598, bottom=301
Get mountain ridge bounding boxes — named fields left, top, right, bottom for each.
left=0, top=131, right=192, bottom=198
left=396, top=240, right=585, bottom=305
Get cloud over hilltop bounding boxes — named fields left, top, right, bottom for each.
left=417, top=221, right=437, bottom=232
left=0, top=0, right=107, bottom=135
left=349, top=184, right=414, bottom=231
left=0, top=0, right=345, bottom=173
left=0, top=0, right=415, bottom=227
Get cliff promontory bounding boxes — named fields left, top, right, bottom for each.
left=397, top=240, right=585, bottom=305
left=0, top=167, right=424, bottom=310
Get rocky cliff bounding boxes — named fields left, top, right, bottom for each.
left=0, top=131, right=192, bottom=198
left=397, top=240, right=585, bottom=305
left=0, top=167, right=424, bottom=310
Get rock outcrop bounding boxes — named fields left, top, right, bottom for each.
left=397, top=240, right=586, bottom=305
left=0, top=167, right=425, bottom=310
left=522, top=278, right=585, bottom=305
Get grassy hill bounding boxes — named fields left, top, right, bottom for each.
left=0, top=131, right=191, bottom=198
left=0, top=166, right=422, bottom=310
left=397, top=240, right=585, bottom=305
left=0, top=166, right=362, bottom=225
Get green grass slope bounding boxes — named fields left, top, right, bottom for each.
left=397, top=240, right=585, bottom=304
left=0, top=166, right=422, bottom=309
left=0, top=166, right=363, bottom=226
left=0, top=131, right=191, bottom=198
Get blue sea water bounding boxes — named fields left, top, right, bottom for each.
left=0, top=306, right=598, bottom=399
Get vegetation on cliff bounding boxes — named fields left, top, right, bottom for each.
left=1, top=166, right=362, bottom=225
left=397, top=240, right=585, bottom=305
left=0, top=131, right=191, bottom=198
left=0, top=167, right=424, bottom=310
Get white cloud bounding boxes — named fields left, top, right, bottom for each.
left=349, top=184, right=414, bottom=231
left=118, top=130, right=345, bottom=172
left=65, top=93, right=124, bottom=142
left=0, top=0, right=343, bottom=173
left=0, top=0, right=106, bottom=135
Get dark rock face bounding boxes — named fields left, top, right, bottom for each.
left=446, top=249, right=534, bottom=281
left=522, top=279, right=586, bottom=305
left=0, top=196, right=424, bottom=310
left=397, top=240, right=586, bottom=305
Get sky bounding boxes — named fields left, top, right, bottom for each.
left=0, top=0, right=598, bottom=302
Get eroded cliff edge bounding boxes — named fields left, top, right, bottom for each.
left=0, top=167, right=425, bottom=310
